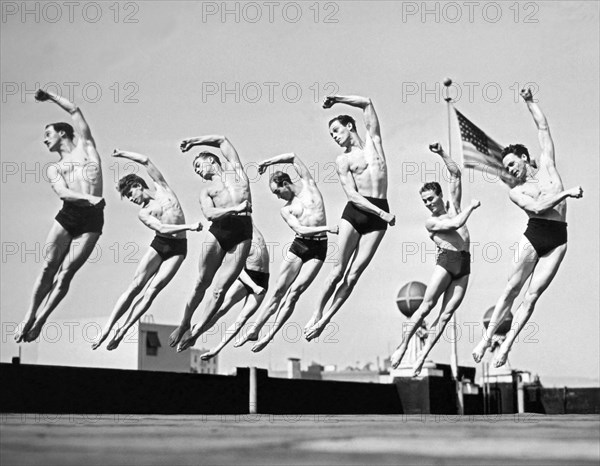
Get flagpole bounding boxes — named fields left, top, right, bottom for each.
left=443, top=77, right=464, bottom=415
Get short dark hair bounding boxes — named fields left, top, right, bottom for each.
left=46, top=122, right=75, bottom=140
left=193, top=151, right=222, bottom=167
left=270, top=171, right=292, bottom=188
left=117, top=174, right=148, bottom=198
left=419, top=182, right=442, bottom=196
left=328, top=115, right=357, bottom=132
left=501, top=144, right=530, bottom=162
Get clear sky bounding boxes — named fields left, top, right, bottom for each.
left=1, top=1, right=598, bottom=384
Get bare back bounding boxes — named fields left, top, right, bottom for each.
left=245, top=226, right=269, bottom=273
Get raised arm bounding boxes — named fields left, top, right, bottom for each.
left=426, top=200, right=480, bottom=232
left=180, top=135, right=241, bottom=165
left=280, top=208, right=338, bottom=236
left=521, top=88, right=553, bottom=168
left=46, top=164, right=104, bottom=206
left=199, top=189, right=250, bottom=221
left=509, top=186, right=583, bottom=215
left=257, top=152, right=314, bottom=182
left=429, top=142, right=462, bottom=211
left=35, top=89, right=96, bottom=148
left=138, top=210, right=202, bottom=235
left=337, top=157, right=395, bottom=225
left=323, top=94, right=381, bottom=143
left=112, top=149, right=169, bottom=190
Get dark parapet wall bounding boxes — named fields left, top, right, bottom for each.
left=256, top=369, right=403, bottom=414
left=1, top=363, right=249, bottom=414
left=525, top=386, right=600, bottom=414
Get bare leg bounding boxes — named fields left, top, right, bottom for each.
left=205, top=280, right=248, bottom=330
left=252, top=258, right=323, bottom=352
left=177, top=239, right=251, bottom=352
left=15, top=222, right=72, bottom=343
left=236, top=252, right=303, bottom=347
left=494, top=244, right=567, bottom=367
left=413, top=275, right=469, bottom=376
left=472, top=236, right=538, bottom=363
left=202, top=292, right=265, bottom=360
left=306, top=229, right=385, bottom=341
left=107, top=254, right=185, bottom=351
left=92, top=249, right=162, bottom=350
left=305, top=220, right=360, bottom=333
left=390, top=266, right=452, bottom=369
left=25, top=232, right=101, bottom=342
left=169, top=236, right=223, bottom=347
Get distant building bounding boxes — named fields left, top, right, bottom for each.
left=28, top=317, right=217, bottom=374
left=270, top=357, right=383, bottom=383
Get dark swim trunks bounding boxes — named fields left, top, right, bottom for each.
left=150, top=235, right=187, bottom=260
left=289, top=235, right=328, bottom=262
left=239, top=268, right=270, bottom=295
left=209, top=214, right=253, bottom=252
left=55, top=200, right=105, bottom=237
left=436, top=248, right=471, bottom=280
left=341, top=197, right=389, bottom=235
left=524, top=218, right=568, bottom=257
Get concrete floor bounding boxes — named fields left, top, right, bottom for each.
left=1, top=414, right=599, bottom=465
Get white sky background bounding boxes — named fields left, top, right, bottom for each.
left=1, top=1, right=598, bottom=383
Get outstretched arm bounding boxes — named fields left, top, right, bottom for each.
left=46, top=165, right=104, bottom=206
left=112, top=149, right=169, bottom=190
left=180, top=135, right=241, bottom=165
left=521, top=88, right=553, bottom=168
left=35, top=89, right=96, bottom=148
left=426, top=200, right=480, bottom=232
left=430, top=142, right=462, bottom=211
left=258, top=152, right=314, bottom=182
left=138, top=210, right=202, bottom=235
left=199, top=189, right=250, bottom=221
left=509, top=186, right=583, bottom=215
left=323, top=94, right=381, bottom=144
left=281, top=209, right=338, bottom=236
left=337, top=157, right=395, bottom=225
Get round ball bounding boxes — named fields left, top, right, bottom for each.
left=483, top=306, right=513, bottom=335
left=396, top=281, right=427, bottom=317
left=443, top=77, right=452, bottom=87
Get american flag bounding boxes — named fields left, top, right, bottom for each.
left=455, top=108, right=517, bottom=187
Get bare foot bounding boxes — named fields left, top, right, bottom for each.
left=177, top=330, right=198, bottom=352
left=390, top=345, right=407, bottom=369
left=200, top=350, right=216, bottom=361
left=251, top=338, right=270, bottom=353
left=412, top=359, right=425, bottom=377
left=233, top=331, right=259, bottom=348
left=303, top=313, right=321, bottom=335
left=304, top=322, right=325, bottom=342
left=23, top=319, right=45, bottom=342
left=472, top=339, right=491, bottom=363
left=106, top=328, right=126, bottom=351
left=169, top=324, right=189, bottom=348
left=493, top=348, right=509, bottom=368
left=91, top=330, right=111, bottom=350
left=14, top=317, right=36, bottom=343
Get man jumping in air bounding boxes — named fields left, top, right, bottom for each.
left=171, top=135, right=253, bottom=352
left=472, top=88, right=583, bottom=367
left=236, top=153, right=338, bottom=352
left=305, top=94, right=395, bottom=341
left=92, top=149, right=201, bottom=350
left=15, top=89, right=105, bottom=343
left=390, top=143, right=480, bottom=375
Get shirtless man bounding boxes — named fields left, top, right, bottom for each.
left=92, top=149, right=202, bottom=350
left=472, top=88, right=583, bottom=367
left=15, top=89, right=105, bottom=343
left=236, top=153, right=338, bottom=352
left=305, top=95, right=395, bottom=341
left=199, top=224, right=270, bottom=360
left=170, top=135, right=253, bottom=352
left=390, top=143, right=481, bottom=375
